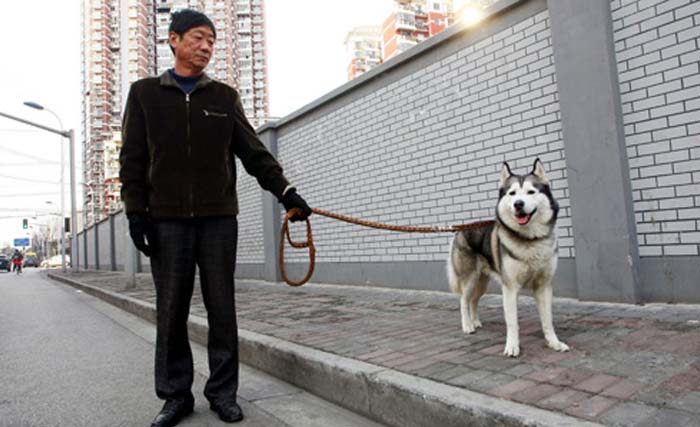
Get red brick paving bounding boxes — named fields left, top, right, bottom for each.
left=573, top=374, right=622, bottom=394
left=564, top=395, right=618, bottom=420
left=382, top=353, right=429, bottom=369
left=478, top=344, right=503, bottom=355
left=660, top=369, right=700, bottom=393
left=55, top=271, right=700, bottom=426
left=549, top=368, right=594, bottom=387
left=524, top=366, right=568, bottom=383
left=433, top=348, right=470, bottom=361
left=487, top=379, right=537, bottom=398
left=663, top=332, right=700, bottom=354
left=600, top=379, right=646, bottom=399
left=537, top=389, right=592, bottom=411
left=512, top=383, right=561, bottom=405
left=356, top=348, right=395, bottom=360
left=539, top=349, right=576, bottom=364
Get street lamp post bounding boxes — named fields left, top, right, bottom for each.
left=0, top=107, right=78, bottom=273
left=24, top=102, right=67, bottom=273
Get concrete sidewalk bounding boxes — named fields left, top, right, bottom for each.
left=48, top=270, right=700, bottom=427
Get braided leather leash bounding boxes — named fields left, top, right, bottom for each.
left=279, top=207, right=496, bottom=287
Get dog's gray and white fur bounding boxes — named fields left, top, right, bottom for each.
left=447, top=158, right=569, bottom=357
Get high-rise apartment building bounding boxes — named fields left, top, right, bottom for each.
left=81, top=0, right=270, bottom=225
left=232, top=0, right=270, bottom=129
left=381, top=0, right=453, bottom=61
left=81, top=0, right=157, bottom=226
left=345, top=0, right=498, bottom=81
left=344, top=26, right=383, bottom=80
left=153, top=0, right=270, bottom=129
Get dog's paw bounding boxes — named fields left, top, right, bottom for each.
left=503, top=341, right=520, bottom=357
left=462, top=323, right=477, bottom=334
left=473, top=319, right=482, bottom=329
left=547, top=340, right=570, bottom=352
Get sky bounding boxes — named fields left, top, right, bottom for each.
left=0, top=0, right=394, bottom=248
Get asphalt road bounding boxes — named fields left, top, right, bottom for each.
left=0, top=268, right=385, bottom=427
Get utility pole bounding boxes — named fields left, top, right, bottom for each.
left=0, top=110, right=78, bottom=272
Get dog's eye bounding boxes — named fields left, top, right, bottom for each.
left=508, top=190, right=516, bottom=196
left=527, top=190, right=536, bottom=195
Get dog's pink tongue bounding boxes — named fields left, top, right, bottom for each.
left=517, top=215, right=530, bottom=225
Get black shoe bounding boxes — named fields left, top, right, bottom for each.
left=210, top=400, right=244, bottom=423
left=151, top=400, right=194, bottom=427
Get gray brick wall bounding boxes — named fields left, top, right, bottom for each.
left=86, top=227, right=96, bottom=269
left=613, top=0, right=700, bottom=257
left=72, top=0, right=698, bottom=301
left=275, top=10, right=574, bottom=263
left=236, top=158, right=265, bottom=264
left=97, top=219, right=110, bottom=268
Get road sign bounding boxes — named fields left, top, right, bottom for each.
left=14, top=238, right=30, bottom=247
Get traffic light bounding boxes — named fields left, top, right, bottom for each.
left=22, top=218, right=28, bottom=229
left=64, top=217, right=71, bottom=233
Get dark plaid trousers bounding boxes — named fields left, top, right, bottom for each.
left=150, top=216, right=239, bottom=405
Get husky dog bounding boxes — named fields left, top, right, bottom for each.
left=447, top=158, right=569, bottom=357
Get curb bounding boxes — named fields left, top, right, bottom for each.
left=48, top=273, right=602, bottom=427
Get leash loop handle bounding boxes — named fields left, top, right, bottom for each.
left=279, top=208, right=315, bottom=287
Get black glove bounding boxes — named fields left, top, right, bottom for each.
left=127, top=212, right=157, bottom=257
left=281, top=188, right=312, bottom=222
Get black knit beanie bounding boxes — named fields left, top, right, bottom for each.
left=169, top=9, right=217, bottom=39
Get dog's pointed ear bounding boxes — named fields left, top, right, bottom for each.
left=500, top=162, right=513, bottom=188
left=532, top=158, right=549, bottom=184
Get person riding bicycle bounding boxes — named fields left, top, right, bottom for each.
left=12, top=250, right=23, bottom=273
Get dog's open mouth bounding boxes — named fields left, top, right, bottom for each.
left=515, top=209, right=536, bottom=225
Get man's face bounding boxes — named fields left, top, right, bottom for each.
left=169, top=25, right=215, bottom=74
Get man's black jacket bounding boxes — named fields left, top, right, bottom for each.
left=119, top=71, right=289, bottom=219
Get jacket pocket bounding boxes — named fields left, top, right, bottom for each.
left=203, top=109, right=229, bottom=118
left=202, top=105, right=234, bottom=118
left=199, top=105, right=236, bottom=146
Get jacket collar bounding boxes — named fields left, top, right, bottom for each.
left=159, top=70, right=212, bottom=92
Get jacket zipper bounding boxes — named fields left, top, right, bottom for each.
left=186, top=92, right=194, bottom=217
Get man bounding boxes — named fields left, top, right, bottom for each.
left=119, top=9, right=311, bottom=427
